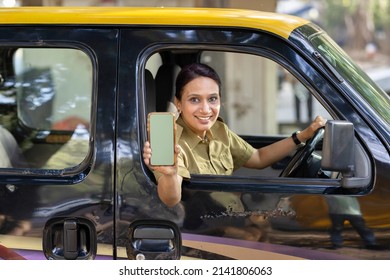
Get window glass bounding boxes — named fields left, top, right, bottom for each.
left=311, top=33, right=390, bottom=127
left=0, top=47, right=92, bottom=170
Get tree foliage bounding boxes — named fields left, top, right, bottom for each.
left=320, top=0, right=390, bottom=54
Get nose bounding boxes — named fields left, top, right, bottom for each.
left=199, top=100, right=211, bottom=113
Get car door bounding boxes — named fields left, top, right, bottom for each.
left=0, top=26, right=118, bottom=259
left=118, top=25, right=390, bottom=259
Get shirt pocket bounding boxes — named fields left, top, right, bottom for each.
left=219, top=153, right=234, bottom=174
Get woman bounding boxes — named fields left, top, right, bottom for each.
left=144, top=63, right=326, bottom=207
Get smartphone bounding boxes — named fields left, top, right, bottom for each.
left=147, top=112, right=176, bottom=166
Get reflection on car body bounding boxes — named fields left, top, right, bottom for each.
left=0, top=7, right=389, bottom=260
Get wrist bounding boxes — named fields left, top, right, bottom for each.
left=164, top=168, right=178, bottom=177
left=291, top=131, right=304, bottom=145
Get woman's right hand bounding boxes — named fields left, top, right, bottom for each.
left=143, top=141, right=180, bottom=176
left=143, top=141, right=183, bottom=207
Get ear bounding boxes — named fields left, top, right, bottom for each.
left=167, top=102, right=179, bottom=120
left=174, top=97, right=181, bottom=112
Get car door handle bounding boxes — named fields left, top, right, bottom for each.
left=43, top=217, right=97, bottom=260
left=126, top=219, right=182, bottom=260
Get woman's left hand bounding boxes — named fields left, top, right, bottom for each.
left=298, top=115, right=327, bottom=143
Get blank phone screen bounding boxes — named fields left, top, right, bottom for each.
left=148, top=112, right=175, bottom=166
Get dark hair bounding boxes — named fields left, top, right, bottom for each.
left=175, top=63, right=221, bottom=100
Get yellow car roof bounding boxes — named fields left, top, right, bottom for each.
left=0, top=7, right=309, bottom=39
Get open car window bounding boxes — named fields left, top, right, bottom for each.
left=200, top=51, right=334, bottom=178
left=200, top=51, right=333, bottom=136
left=143, top=47, right=372, bottom=195
left=144, top=50, right=334, bottom=177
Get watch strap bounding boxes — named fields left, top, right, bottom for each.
left=292, top=131, right=302, bottom=145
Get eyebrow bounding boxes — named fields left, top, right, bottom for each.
left=187, top=93, right=219, bottom=98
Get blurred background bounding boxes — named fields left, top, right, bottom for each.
left=3, top=0, right=388, bottom=98
left=4, top=0, right=390, bottom=53
left=3, top=0, right=388, bottom=130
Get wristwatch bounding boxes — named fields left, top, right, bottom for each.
left=291, top=131, right=303, bottom=145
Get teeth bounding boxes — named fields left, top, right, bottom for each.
left=197, top=116, right=211, bottom=120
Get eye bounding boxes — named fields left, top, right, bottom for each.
left=189, top=97, right=200, bottom=103
left=209, top=96, right=219, bottom=103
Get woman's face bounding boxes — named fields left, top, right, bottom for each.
left=175, top=76, right=220, bottom=138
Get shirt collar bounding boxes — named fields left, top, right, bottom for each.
left=176, top=116, right=216, bottom=149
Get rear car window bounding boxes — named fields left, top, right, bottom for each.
left=0, top=47, right=92, bottom=170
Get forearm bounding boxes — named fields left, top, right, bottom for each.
left=157, top=174, right=183, bottom=207
left=253, top=136, right=298, bottom=169
left=245, top=116, right=326, bottom=169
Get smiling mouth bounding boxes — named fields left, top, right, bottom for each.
left=196, top=116, right=212, bottom=121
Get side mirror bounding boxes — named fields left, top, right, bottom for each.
left=321, top=120, right=355, bottom=175
left=321, top=120, right=371, bottom=189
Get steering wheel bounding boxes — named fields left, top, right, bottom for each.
left=280, top=128, right=325, bottom=177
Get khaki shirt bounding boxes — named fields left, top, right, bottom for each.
left=154, top=116, right=255, bottom=180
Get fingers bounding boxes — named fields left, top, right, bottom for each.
left=301, top=116, right=327, bottom=141
left=314, top=115, right=327, bottom=127
left=310, top=115, right=326, bottom=132
left=143, top=142, right=181, bottom=173
left=174, top=144, right=181, bottom=155
left=143, top=141, right=151, bottom=165
left=317, top=116, right=326, bottom=132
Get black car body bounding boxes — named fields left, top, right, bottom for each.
left=0, top=7, right=389, bottom=260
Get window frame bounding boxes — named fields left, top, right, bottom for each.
left=0, top=26, right=114, bottom=184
